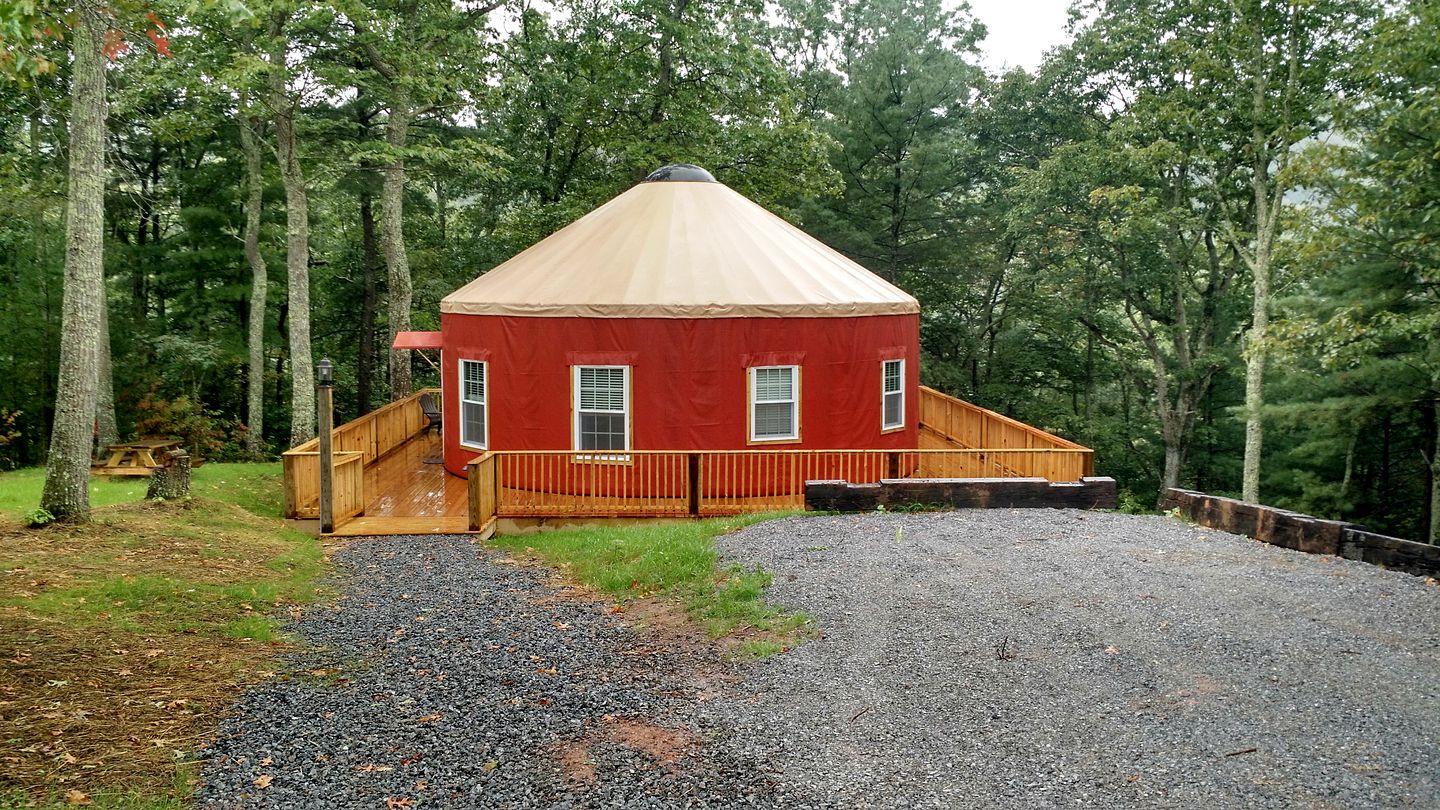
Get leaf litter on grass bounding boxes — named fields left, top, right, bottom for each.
left=0, top=497, right=331, bottom=805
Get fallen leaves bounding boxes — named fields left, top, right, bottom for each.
left=253, top=774, right=273, bottom=788
left=64, top=789, right=91, bottom=805
left=385, top=798, right=415, bottom=809
left=417, top=713, right=443, bottom=723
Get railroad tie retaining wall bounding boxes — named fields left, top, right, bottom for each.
left=805, top=476, right=1118, bottom=512
left=1163, top=488, right=1440, bottom=578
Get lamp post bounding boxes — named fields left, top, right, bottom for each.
left=317, top=358, right=334, bottom=534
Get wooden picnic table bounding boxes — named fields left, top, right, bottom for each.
left=94, top=438, right=184, bottom=476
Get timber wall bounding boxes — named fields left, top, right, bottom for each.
left=1163, top=488, right=1440, bottom=578
left=806, top=476, right=1118, bottom=512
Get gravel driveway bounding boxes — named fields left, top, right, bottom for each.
left=196, top=537, right=799, bottom=808
left=198, top=512, right=1439, bottom=808
left=709, top=511, right=1440, bottom=809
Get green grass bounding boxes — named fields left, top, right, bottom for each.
left=489, top=513, right=813, bottom=649
left=0, top=462, right=284, bottom=520
left=0, top=786, right=189, bottom=810
left=0, top=464, right=324, bottom=805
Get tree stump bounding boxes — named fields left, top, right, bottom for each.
left=147, top=449, right=192, bottom=500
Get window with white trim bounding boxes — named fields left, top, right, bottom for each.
left=750, top=365, right=798, bottom=441
left=882, top=359, right=904, bottom=430
left=574, top=366, right=629, bottom=453
left=459, top=360, right=488, bottom=448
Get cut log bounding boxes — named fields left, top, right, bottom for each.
left=147, top=450, right=192, bottom=500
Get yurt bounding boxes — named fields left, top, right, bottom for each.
left=436, top=164, right=921, bottom=478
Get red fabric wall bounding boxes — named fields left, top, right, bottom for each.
left=440, top=313, right=920, bottom=476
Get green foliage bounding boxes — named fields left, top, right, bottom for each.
left=23, top=505, right=54, bottom=527
left=1260, top=0, right=1440, bottom=540
left=131, top=391, right=252, bottom=462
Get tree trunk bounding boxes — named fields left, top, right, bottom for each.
left=94, top=291, right=117, bottom=455
left=270, top=21, right=315, bottom=446
left=239, top=105, right=269, bottom=457
left=434, top=175, right=447, bottom=243
left=1241, top=183, right=1275, bottom=505
left=383, top=90, right=413, bottom=400
left=146, top=450, right=191, bottom=500
left=40, top=4, right=107, bottom=521
left=1429, top=395, right=1439, bottom=545
left=357, top=188, right=379, bottom=415
left=1160, top=440, right=1183, bottom=502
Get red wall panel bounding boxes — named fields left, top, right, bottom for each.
left=440, top=313, right=920, bottom=476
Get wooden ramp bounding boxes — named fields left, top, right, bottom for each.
left=327, top=432, right=471, bottom=537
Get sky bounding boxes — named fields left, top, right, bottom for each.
left=964, top=0, right=1075, bottom=72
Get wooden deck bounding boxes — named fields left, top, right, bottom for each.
left=287, top=386, right=1098, bottom=537
left=361, top=433, right=468, bottom=518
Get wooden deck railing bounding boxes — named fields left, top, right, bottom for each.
left=282, top=388, right=438, bottom=520
left=464, top=447, right=1095, bottom=524
left=918, top=386, right=1093, bottom=478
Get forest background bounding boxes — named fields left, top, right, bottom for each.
left=1, top=0, right=1436, bottom=541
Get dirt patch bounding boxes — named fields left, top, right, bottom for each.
left=619, top=597, right=712, bottom=649
left=550, top=715, right=700, bottom=786
left=552, top=739, right=598, bottom=785
left=603, top=716, right=698, bottom=765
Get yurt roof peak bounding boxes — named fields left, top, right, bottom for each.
left=441, top=166, right=920, bottom=319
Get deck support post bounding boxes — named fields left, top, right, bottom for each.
left=317, top=359, right=334, bottom=533
left=687, top=453, right=701, bottom=516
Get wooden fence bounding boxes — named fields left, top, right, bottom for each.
left=465, top=447, right=1096, bottom=527
left=282, top=389, right=437, bottom=520
left=918, top=386, right=1092, bottom=479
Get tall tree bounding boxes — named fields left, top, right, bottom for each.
left=1210, top=0, right=1372, bottom=504
left=1276, top=0, right=1440, bottom=541
left=345, top=0, right=499, bottom=400
left=40, top=2, right=107, bottom=519
left=238, top=97, right=269, bottom=457
left=268, top=11, right=315, bottom=446
left=794, top=0, right=985, bottom=284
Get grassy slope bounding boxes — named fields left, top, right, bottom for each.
left=489, top=513, right=810, bottom=656
left=0, top=463, right=285, bottom=522
left=0, top=464, right=324, bottom=809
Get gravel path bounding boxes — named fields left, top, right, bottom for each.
left=708, top=510, right=1440, bottom=809
left=198, top=513, right=1439, bottom=808
left=196, top=536, right=806, bottom=808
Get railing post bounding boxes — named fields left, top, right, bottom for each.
left=316, top=358, right=334, bottom=534
left=687, top=453, right=701, bottom=516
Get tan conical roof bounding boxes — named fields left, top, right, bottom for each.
left=440, top=174, right=919, bottom=319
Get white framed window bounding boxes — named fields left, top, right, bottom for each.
left=459, top=359, right=488, bottom=449
left=750, top=365, right=799, bottom=442
left=882, top=358, right=904, bottom=430
left=573, top=365, right=629, bottom=455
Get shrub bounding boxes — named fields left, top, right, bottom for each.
left=131, top=391, right=250, bottom=462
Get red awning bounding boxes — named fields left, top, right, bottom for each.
left=390, top=331, right=442, bottom=350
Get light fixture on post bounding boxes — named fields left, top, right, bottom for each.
left=317, top=358, right=335, bottom=534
